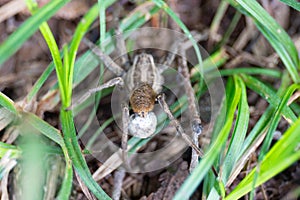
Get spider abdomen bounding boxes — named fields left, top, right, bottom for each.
left=130, top=83, right=156, bottom=117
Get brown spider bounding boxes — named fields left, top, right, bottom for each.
left=68, top=27, right=223, bottom=200
left=70, top=31, right=204, bottom=170
left=69, top=30, right=210, bottom=199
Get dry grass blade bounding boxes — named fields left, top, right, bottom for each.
left=226, top=130, right=266, bottom=187
left=93, top=150, right=123, bottom=181
left=0, top=0, right=26, bottom=23
left=75, top=170, right=97, bottom=200
left=0, top=151, right=17, bottom=200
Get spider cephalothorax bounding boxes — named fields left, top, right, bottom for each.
left=125, top=53, right=164, bottom=95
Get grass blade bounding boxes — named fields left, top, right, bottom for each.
left=22, top=112, right=64, bottom=146
left=0, top=0, right=70, bottom=66
left=0, top=142, right=20, bottom=158
left=222, top=76, right=249, bottom=182
left=0, top=92, right=17, bottom=114
left=61, top=110, right=111, bottom=199
left=56, top=159, right=73, bottom=200
left=227, top=0, right=300, bottom=83
left=225, top=84, right=300, bottom=200
left=241, top=74, right=297, bottom=123
left=25, top=0, right=66, bottom=104
left=280, top=0, right=300, bottom=12
left=219, top=68, right=281, bottom=78
left=174, top=76, right=241, bottom=200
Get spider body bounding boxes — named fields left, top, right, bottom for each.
left=125, top=53, right=164, bottom=117
left=124, top=53, right=164, bottom=137
left=73, top=36, right=204, bottom=168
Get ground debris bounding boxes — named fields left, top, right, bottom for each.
left=140, top=160, right=189, bottom=200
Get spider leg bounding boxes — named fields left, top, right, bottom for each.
left=178, top=47, right=203, bottom=172
left=83, top=37, right=125, bottom=77
left=115, top=28, right=130, bottom=70
left=112, top=168, right=125, bottom=200
left=156, top=93, right=204, bottom=157
left=162, top=31, right=207, bottom=67
left=163, top=43, right=178, bottom=67
left=112, top=102, right=129, bottom=200
left=163, top=38, right=203, bottom=172
left=121, top=102, right=130, bottom=166
left=67, top=77, right=124, bottom=110
left=157, top=94, right=219, bottom=177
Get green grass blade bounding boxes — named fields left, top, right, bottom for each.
left=250, top=83, right=300, bottom=198
left=0, top=92, right=17, bottom=114
left=56, top=156, right=73, bottom=200
left=67, top=1, right=115, bottom=106
left=25, top=0, right=66, bottom=105
left=227, top=0, right=300, bottom=83
left=61, top=110, right=111, bottom=199
left=225, top=84, right=300, bottom=200
left=219, top=68, right=281, bottom=78
left=259, top=84, right=300, bottom=162
left=222, top=76, right=249, bottom=183
left=63, top=45, right=70, bottom=104
left=99, top=0, right=106, bottom=50
left=0, top=0, right=70, bottom=66
left=241, top=74, right=297, bottom=123
left=174, top=76, right=241, bottom=200
left=0, top=142, right=20, bottom=158
left=280, top=0, right=300, bottom=12
left=22, top=112, right=64, bottom=146
left=239, top=72, right=290, bottom=156
left=26, top=63, right=55, bottom=102
left=255, top=22, right=299, bottom=82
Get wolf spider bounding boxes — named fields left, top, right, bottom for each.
left=70, top=31, right=204, bottom=171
